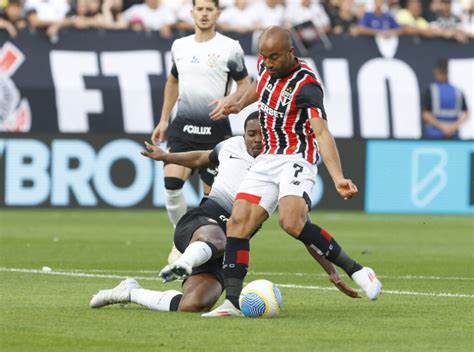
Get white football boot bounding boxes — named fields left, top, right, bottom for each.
left=201, top=299, right=243, bottom=317
left=159, top=261, right=192, bottom=282
left=167, top=244, right=182, bottom=264
left=351, top=267, right=382, bottom=300
left=89, top=278, right=141, bottom=308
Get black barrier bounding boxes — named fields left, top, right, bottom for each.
left=0, top=30, right=473, bottom=139
left=0, top=134, right=365, bottom=210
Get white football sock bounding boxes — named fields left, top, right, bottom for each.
left=165, top=188, right=187, bottom=227
left=130, top=289, right=182, bottom=311
left=175, top=241, right=213, bottom=268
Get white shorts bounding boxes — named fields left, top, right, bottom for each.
left=235, top=154, right=318, bottom=216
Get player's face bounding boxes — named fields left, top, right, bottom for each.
left=244, top=119, right=263, bottom=157
left=192, top=0, right=220, bottom=31
left=259, top=44, right=295, bottom=78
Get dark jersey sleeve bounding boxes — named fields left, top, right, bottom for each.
left=422, top=88, right=432, bottom=111
left=227, top=46, right=248, bottom=81
left=208, top=141, right=225, bottom=166
left=295, top=82, right=327, bottom=120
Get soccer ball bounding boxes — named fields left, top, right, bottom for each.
left=239, top=279, right=282, bottom=318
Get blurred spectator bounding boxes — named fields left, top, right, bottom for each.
left=25, top=0, right=71, bottom=29
left=286, top=0, right=331, bottom=32
left=422, top=59, right=469, bottom=139
left=251, top=0, right=285, bottom=28
left=174, top=1, right=194, bottom=32
left=122, top=0, right=175, bottom=36
left=354, top=0, right=369, bottom=19
left=218, top=0, right=259, bottom=33
left=331, top=0, right=359, bottom=34
left=461, top=0, right=473, bottom=37
left=0, top=0, right=27, bottom=38
left=396, top=0, right=431, bottom=35
left=102, top=0, right=129, bottom=29
left=430, top=0, right=468, bottom=42
left=355, top=0, right=402, bottom=37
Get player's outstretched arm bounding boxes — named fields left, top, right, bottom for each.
left=210, top=80, right=258, bottom=120
left=311, top=118, right=358, bottom=200
left=151, top=74, right=179, bottom=145
left=208, top=76, right=251, bottom=120
left=141, top=141, right=213, bottom=169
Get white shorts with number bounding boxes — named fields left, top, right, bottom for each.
left=235, top=154, right=318, bottom=216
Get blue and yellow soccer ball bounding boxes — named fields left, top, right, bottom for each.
left=239, top=279, right=282, bottom=318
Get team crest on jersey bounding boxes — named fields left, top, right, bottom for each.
left=0, top=42, right=31, bottom=132
left=207, top=53, right=220, bottom=68
left=281, top=86, right=294, bottom=106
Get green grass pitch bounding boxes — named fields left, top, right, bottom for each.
left=0, top=210, right=472, bottom=351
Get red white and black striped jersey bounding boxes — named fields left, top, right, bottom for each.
left=256, top=56, right=327, bottom=164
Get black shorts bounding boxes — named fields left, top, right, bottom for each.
left=166, top=136, right=219, bottom=186
left=166, top=119, right=231, bottom=186
left=173, top=199, right=230, bottom=288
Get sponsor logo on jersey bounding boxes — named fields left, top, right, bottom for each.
left=281, top=87, right=294, bottom=106
left=0, top=42, right=31, bottom=132
left=182, top=124, right=212, bottom=135
left=191, top=56, right=200, bottom=63
left=260, top=102, right=284, bottom=119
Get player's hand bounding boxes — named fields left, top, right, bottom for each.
left=208, top=96, right=235, bottom=121
left=151, top=121, right=168, bottom=145
left=217, top=102, right=242, bottom=119
left=335, top=178, right=358, bottom=200
left=329, top=272, right=361, bottom=298
left=141, top=141, right=167, bottom=161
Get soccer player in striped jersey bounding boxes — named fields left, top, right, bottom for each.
left=89, top=113, right=359, bottom=313
left=204, top=26, right=382, bottom=317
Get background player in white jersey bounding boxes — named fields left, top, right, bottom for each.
left=150, top=0, right=250, bottom=263
left=90, top=114, right=359, bottom=313
left=204, top=26, right=382, bottom=317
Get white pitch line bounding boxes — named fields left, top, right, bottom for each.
left=1, top=267, right=473, bottom=299
left=55, top=268, right=474, bottom=281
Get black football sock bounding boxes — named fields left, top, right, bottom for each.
left=298, top=221, right=362, bottom=276
left=223, top=237, right=250, bottom=309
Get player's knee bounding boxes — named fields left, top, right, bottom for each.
left=164, top=177, right=185, bottom=190
left=279, top=215, right=306, bottom=237
left=193, top=233, right=226, bottom=255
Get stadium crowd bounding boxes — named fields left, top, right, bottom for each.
left=0, top=0, right=472, bottom=42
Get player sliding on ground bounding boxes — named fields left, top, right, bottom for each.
left=89, top=113, right=361, bottom=313
left=203, top=26, right=382, bottom=317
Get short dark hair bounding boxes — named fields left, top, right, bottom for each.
left=435, top=59, right=448, bottom=74
left=192, top=0, right=219, bottom=7
left=244, top=111, right=259, bottom=131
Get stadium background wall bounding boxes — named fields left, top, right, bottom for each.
left=0, top=135, right=365, bottom=210
left=0, top=31, right=472, bottom=212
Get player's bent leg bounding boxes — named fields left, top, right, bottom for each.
left=278, top=197, right=382, bottom=300
left=160, top=225, right=226, bottom=282
left=178, top=273, right=223, bottom=313
left=164, top=164, right=193, bottom=263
